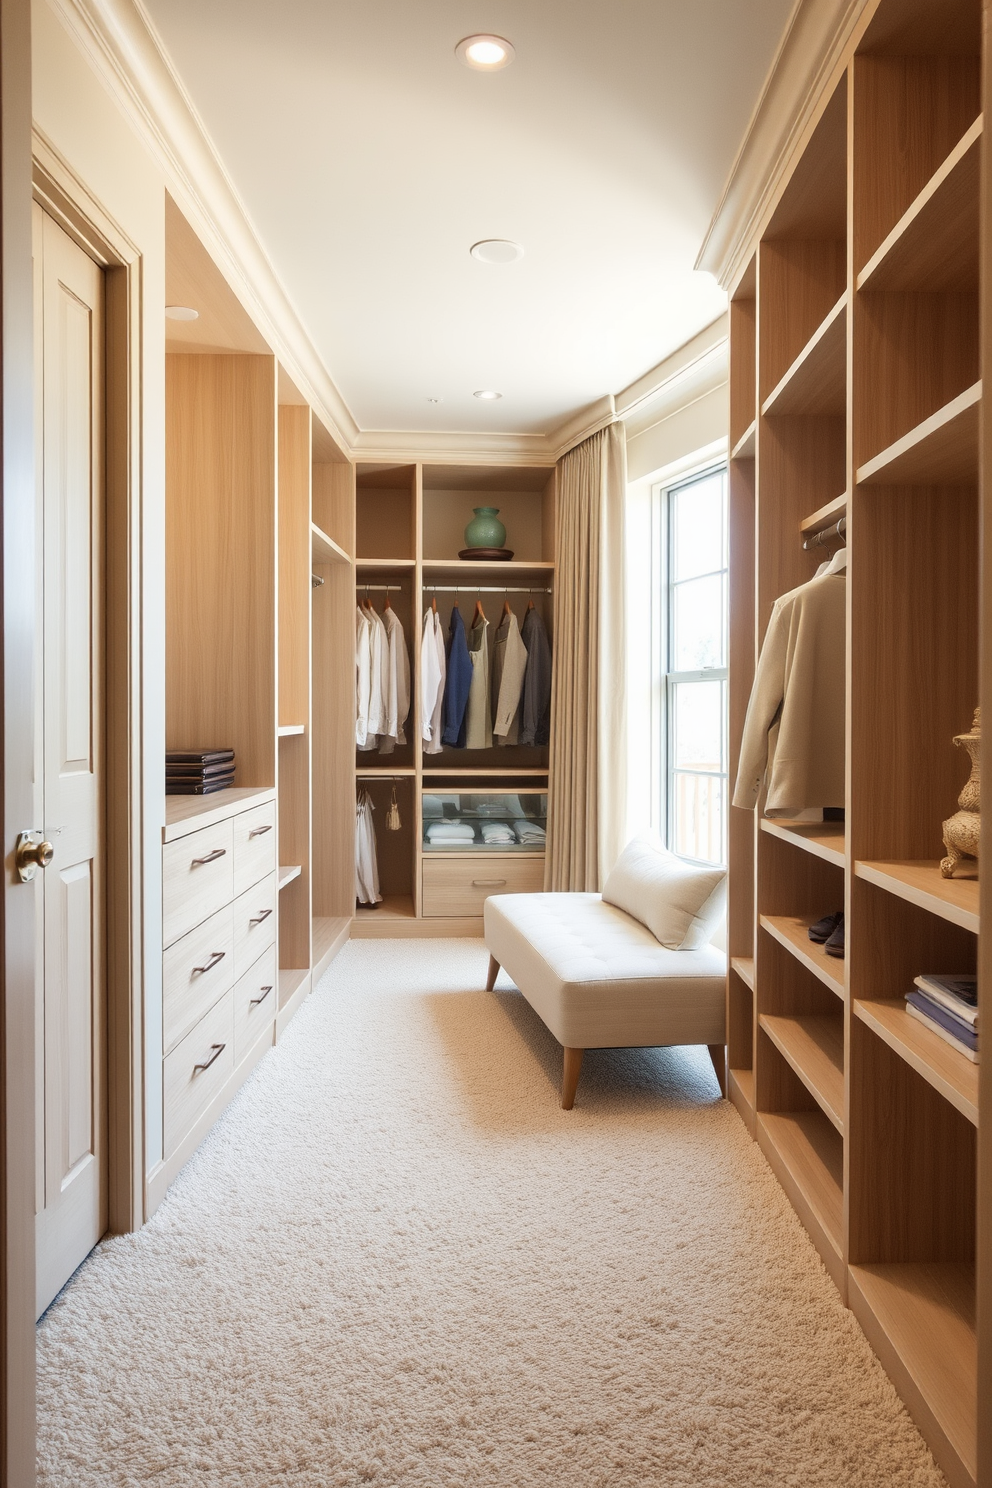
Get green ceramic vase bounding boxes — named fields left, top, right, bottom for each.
left=464, top=507, right=506, bottom=549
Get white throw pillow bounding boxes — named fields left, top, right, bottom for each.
left=602, top=834, right=727, bottom=950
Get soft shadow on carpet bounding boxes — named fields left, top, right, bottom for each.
left=38, top=939, right=945, bottom=1487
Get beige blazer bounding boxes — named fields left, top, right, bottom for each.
left=733, top=572, right=845, bottom=817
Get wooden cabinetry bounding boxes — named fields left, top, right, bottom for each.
left=724, top=3, right=987, bottom=1483
left=351, top=462, right=556, bottom=937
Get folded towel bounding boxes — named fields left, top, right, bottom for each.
left=514, top=820, right=546, bottom=843
left=481, top=822, right=515, bottom=844
left=425, top=822, right=476, bottom=842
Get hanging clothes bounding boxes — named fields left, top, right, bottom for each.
left=420, top=607, right=446, bottom=753
left=355, top=606, right=372, bottom=747
left=379, top=605, right=411, bottom=755
left=355, top=789, right=382, bottom=906
left=519, top=608, right=552, bottom=746
left=465, top=612, right=492, bottom=749
left=733, top=566, right=846, bottom=817
left=442, top=605, right=473, bottom=748
left=491, top=610, right=528, bottom=745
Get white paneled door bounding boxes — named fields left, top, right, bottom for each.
left=33, top=204, right=107, bottom=1318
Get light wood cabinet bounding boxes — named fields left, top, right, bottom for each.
left=422, top=855, right=546, bottom=918
left=721, top=3, right=988, bottom=1482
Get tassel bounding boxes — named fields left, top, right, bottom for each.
left=386, top=786, right=401, bottom=832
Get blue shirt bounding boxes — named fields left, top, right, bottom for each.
left=442, top=606, right=473, bottom=747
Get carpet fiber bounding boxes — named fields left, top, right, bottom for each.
left=38, top=939, right=945, bottom=1486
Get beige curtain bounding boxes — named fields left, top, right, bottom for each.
left=545, top=421, right=628, bottom=891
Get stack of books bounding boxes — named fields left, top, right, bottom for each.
left=905, top=974, right=979, bottom=1063
left=166, top=749, right=235, bottom=796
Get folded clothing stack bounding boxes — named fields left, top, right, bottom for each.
left=166, top=749, right=235, bottom=795
left=514, top=819, right=546, bottom=846
left=905, top=974, right=978, bottom=1063
left=481, top=821, right=515, bottom=845
left=425, top=820, right=477, bottom=846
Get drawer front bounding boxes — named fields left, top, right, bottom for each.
left=233, top=872, right=277, bottom=978
left=163, top=989, right=234, bottom=1157
left=232, top=802, right=277, bottom=898
left=422, top=855, right=545, bottom=917
left=163, top=820, right=235, bottom=947
left=234, top=944, right=277, bottom=1063
left=163, top=903, right=235, bottom=1055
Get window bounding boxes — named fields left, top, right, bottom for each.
left=653, top=465, right=728, bottom=865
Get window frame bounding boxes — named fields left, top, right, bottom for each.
left=651, top=460, right=729, bottom=866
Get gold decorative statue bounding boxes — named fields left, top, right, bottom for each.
left=940, top=706, right=980, bottom=879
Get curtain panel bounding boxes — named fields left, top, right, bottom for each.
left=545, top=421, right=628, bottom=891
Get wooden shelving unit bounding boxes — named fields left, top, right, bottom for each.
left=723, top=6, right=987, bottom=1481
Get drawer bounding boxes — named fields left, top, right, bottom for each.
left=422, top=855, right=545, bottom=917
left=163, top=819, right=235, bottom=948
left=163, top=989, right=234, bottom=1157
left=232, top=801, right=277, bottom=897
left=233, top=872, right=277, bottom=978
left=234, top=944, right=277, bottom=1063
left=163, top=903, right=235, bottom=1055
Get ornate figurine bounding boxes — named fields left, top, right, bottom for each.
left=940, top=706, right=980, bottom=879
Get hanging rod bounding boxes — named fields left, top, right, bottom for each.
left=802, top=516, right=846, bottom=551
left=356, top=774, right=409, bottom=781
left=312, top=573, right=325, bottom=587
left=356, top=583, right=552, bottom=594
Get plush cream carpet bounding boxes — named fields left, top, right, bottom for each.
left=38, top=939, right=945, bottom=1487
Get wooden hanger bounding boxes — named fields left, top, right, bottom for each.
left=383, top=585, right=392, bottom=610
left=501, top=593, right=512, bottom=620
left=431, top=589, right=437, bottom=615
left=473, top=598, right=486, bottom=624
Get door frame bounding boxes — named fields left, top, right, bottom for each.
left=31, top=133, right=146, bottom=1240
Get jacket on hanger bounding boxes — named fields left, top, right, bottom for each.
left=492, top=611, right=528, bottom=745
left=519, top=608, right=552, bottom=746
left=378, top=606, right=411, bottom=755
left=733, top=570, right=846, bottom=816
left=442, top=606, right=473, bottom=747
left=465, top=614, right=492, bottom=749
left=355, top=607, right=372, bottom=747
left=420, top=608, right=446, bottom=752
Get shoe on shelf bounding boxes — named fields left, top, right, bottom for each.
left=824, top=913, right=845, bottom=958
left=808, top=910, right=842, bottom=944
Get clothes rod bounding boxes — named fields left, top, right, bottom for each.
left=802, top=516, right=846, bottom=550
left=357, top=583, right=552, bottom=594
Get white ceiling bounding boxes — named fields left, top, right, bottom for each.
left=145, top=0, right=794, bottom=437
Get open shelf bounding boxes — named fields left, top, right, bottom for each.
left=163, top=786, right=276, bottom=842
left=423, top=560, right=554, bottom=576
left=854, top=999, right=978, bottom=1126
left=355, top=558, right=416, bottom=571
left=311, top=522, right=350, bottom=564
left=800, top=493, right=846, bottom=536
left=858, top=117, right=981, bottom=293
left=278, top=865, right=302, bottom=891
left=355, top=894, right=415, bottom=921
left=760, top=817, right=845, bottom=868
left=760, top=1014, right=844, bottom=1132
left=856, top=382, right=980, bottom=487
left=757, top=1110, right=844, bottom=1269
left=849, top=1262, right=976, bottom=1488
left=277, top=724, right=305, bottom=737
left=729, top=1066, right=754, bottom=1112
left=731, top=419, right=755, bottom=459
left=759, top=915, right=845, bottom=997
left=421, top=767, right=549, bottom=778
left=730, top=955, right=754, bottom=991
left=278, top=966, right=309, bottom=1011
left=761, top=293, right=846, bottom=418
left=855, top=861, right=978, bottom=934
left=312, top=915, right=350, bottom=983
left=356, top=766, right=416, bottom=778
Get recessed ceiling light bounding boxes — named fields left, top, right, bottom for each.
left=427, top=397, right=443, bottom=404
left=470, top=239, right=524, bottom=265
left=473, top=390, right=502, bottom=400
left=456, top=34, right=514, bottom=70
left=165, top=305, right=199, bottom=321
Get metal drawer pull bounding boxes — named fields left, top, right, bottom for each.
left=248, top=824, right=273, bottom=838
left=249, top=908, right=273, bottom=926
left=250, top=985, right=273, bottom=1008
left=192, top=950, right=226, bottom=976
left=191, top=847, right=227, bottom=867
left=193, top=1043, right=226, bottom=1074
left=472, top=879, right=507, bottom=887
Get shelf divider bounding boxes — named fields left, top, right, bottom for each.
left=759, top=914, right=845, bottom=997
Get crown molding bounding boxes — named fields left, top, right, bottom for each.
left=49, top=0, right=361, bottom=454
left=615, top=315, right=728, bottom=439
left=351, top=427, right=557, bottom=467
left=549, top=395, right=617, bottom=461
left=696, top=0, right=870, bottom=289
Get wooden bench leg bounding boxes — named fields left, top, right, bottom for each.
left=486, top=954, right=500, bottom=991
left=708, top=1043, right=727, bottom=1098
left=561, top=1047, right=584, bottom=1110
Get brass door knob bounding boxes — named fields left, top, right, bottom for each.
left=15, top=831, right=54, bottom=883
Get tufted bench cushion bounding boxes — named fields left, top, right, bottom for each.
left=484, top=892, right=726, bottom=1052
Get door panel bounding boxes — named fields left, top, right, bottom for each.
left=34, top=207, right=107, bottom=1319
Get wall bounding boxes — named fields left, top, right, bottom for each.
left=32, top=0, right=167, bottom=1173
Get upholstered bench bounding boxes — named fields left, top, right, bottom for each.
left=484, top=891, right=727, bottom=1108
